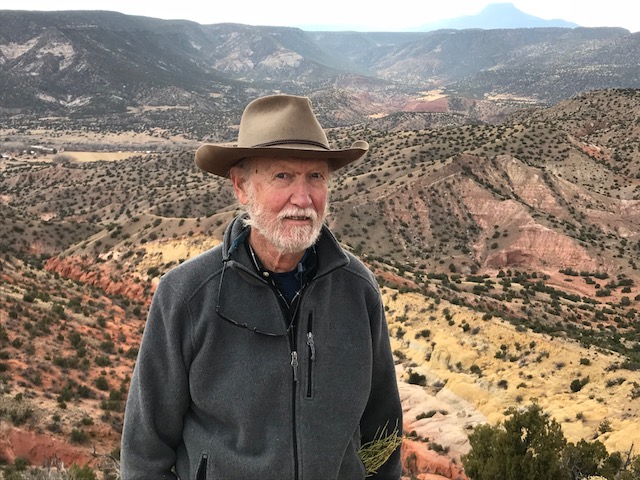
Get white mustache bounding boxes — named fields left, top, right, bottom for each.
left=277, top=208, right=318, bottom=222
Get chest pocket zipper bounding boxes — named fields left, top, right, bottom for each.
left=196, top=454, right=208, bottom=480
left=306, top=313, right=315, bottom=398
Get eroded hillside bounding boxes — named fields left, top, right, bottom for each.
left=1, top=88, right=640, bottom=478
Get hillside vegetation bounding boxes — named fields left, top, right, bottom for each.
left=2, top=84, right=640, bottom=478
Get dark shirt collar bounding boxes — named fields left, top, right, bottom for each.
left=244, top=237, right=318, bottom=306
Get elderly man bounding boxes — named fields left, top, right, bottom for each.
left=121, top=94, right=402, bottom=479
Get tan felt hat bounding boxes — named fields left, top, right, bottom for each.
left=195, top=94, right=369, bottom=177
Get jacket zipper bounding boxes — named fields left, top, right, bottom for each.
left=287, top=287, right=314, bottom=479
left=289, top=324, right=300, bottom=480
left=306, top=312, right=315, bottom=398
left=240, top=259, right=318, bottom=480
left=262, top=276, right=301, bottom=480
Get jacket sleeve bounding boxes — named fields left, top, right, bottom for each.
left=360, top=288, right=403, bottom=479
left=120, top=278, right=192, bottom=480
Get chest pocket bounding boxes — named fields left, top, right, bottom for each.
left=196, top=454, right=207, bottom=480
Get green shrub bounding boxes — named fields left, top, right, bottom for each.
left=70, top=428, right=89, bottom=444
left=95, top=376, right=109, bottom=391
left=13, top=457, right=29, bottom=471
left=68, top=464, right=97, bottom=480
left=407, top=370, right=427, bottom=386
left=570, top=376, right=589, bottom=392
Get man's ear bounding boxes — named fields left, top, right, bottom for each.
left=229, top=168, right=250, bottom=205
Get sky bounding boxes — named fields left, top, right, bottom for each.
left=4, top=1, right=639, bottom=33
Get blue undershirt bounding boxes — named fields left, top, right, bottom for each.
left=271, top=269, right=300, bottom=305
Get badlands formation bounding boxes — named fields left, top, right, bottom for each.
left=40, top=235, right=640, bottom=478
left=1, top=236, right=639, bottom=479
left=386, top=288, right=640, bottom=477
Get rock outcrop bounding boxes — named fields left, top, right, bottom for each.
left=0, top=425, right=93, bottom=468
left=45, top=256, right=153, bottom=303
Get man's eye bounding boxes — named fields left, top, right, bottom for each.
left=274, top=173, right=288, bottom=179
left=310, top=173, right=325, bottom=180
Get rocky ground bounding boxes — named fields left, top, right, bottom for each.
left=387, top=288, right=640, bottom=478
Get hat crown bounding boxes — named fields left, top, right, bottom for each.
left=194, top=93, right=369, bottom=177
left=237, top=95, right=329, bottom=151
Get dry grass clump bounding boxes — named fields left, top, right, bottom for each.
left=357, top=421, right=402, bottom=477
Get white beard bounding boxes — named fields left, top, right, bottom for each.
left=244, top=190, right=326, bottom=255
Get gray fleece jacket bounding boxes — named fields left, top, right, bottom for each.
left=121, top=215, right=402, bottom=480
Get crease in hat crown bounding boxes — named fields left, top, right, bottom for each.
left=195, top=94, right=369, bottom=177
left=237, top=95, right=329, bottom=150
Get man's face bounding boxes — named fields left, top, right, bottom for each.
left=233, top=157, right=330, bottom=255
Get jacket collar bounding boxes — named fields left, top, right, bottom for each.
left=216, top=214, right=350, bottom=336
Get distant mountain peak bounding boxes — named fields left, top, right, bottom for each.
left=480, top=2, right=525, bottom=13
left=416, top=2, right=579, bottom=31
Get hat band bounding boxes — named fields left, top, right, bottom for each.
left=252, top=139, right=330, bottom=150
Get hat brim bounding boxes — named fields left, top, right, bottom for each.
left=195, top=140, right=369, bottom=177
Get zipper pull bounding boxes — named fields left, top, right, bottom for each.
left=291, top=351, right=299, bottom=382
left=306, top=332, right=316, bottom=361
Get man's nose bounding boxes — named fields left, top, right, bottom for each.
left=289, top=180, right=313, bottom=208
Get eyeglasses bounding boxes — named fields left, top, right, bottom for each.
left=215, top=259, right=300, bottom=337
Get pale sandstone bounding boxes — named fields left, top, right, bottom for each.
left=387, top=289, right=640, bottom=460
